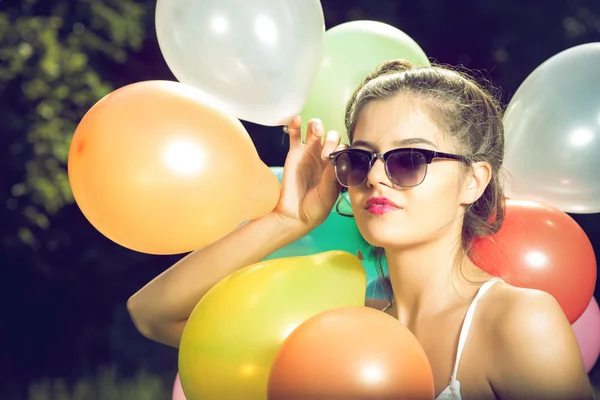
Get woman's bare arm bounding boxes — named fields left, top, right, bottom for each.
left=127, top=116, right=343, bottom=348
left=127, top=212, right=304, bottom=348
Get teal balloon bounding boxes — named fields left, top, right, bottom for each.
left=267, top=167, right=379, bottom=283
left=366, top=277, right=392, bottom=301
left=270, top=166, right=284, bottom=182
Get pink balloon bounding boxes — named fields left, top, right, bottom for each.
left=173, top=374, right=187, bottom=400
left=572, top=297, right=600, bottom=373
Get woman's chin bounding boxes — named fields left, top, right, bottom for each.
left=359, top=228, right=418, bottom=250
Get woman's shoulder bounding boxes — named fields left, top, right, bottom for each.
left=477, top=281, right=590, bottom=397
left=478, top=280, right=572, bottom=345
left=480, top=282, right=589, bottom=399
left=482, top=280, right=568, bottom=331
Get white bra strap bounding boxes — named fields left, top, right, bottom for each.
left=450, top=278, right=502, bottom=381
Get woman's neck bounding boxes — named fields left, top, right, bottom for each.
left=385, top=233, right=487, bottom=324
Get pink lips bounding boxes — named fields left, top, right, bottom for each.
left=365, top=197, right=401, bottom=215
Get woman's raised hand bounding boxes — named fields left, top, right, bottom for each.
left=273, top=115, right=345, bottom=235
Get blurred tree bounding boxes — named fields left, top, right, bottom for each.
left=0, top=0, right=145, bottom=245
left=0, top=0, right=179, bottom=396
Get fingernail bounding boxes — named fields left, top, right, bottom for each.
left=327, top=131, right=339, bottom=141
left=314, top=123, right=324, bottom=135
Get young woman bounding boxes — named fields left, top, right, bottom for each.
left=127, top=60, right=593, bottom=400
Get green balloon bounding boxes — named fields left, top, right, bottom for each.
left=299, top=20, right=430, bottom=144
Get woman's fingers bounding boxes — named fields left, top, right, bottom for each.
left=321, top=130, right=341, bottom=161
left=284, top=115, right=302, bottom=149
left=305, top=118, right=324, bottom=144
left=285, top=116, right=343, bottom=169
left=318, top=163, right=342, bottom=207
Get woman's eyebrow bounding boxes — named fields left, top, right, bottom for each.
left=352, top=137, right=438, bottom=149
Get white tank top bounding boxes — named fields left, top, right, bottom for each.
left=435, top=278, right=502, bottom=400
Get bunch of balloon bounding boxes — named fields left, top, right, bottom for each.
left=299, top=20, right=431, bottom=144
left=67, top=81, right=280, bottom=255
left=572, top=297, right=600, bottom=373
left=267, top=167, right=381, bottom=285
left=267, top=306, right=435, bottom=400
left=178, top=251, right=367, bottom=400
left=471, top=200, right=597, bottom=324
left=488, top=42, right=600, bottom=343
left=155, top=0, right=326, bottom=126
left=502, top=43, right=600, bottom=213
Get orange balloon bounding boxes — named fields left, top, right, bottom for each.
left=267, top=306, right=435, bottom=400
left=68, top=81, right=280, bottom=254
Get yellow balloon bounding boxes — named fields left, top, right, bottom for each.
left=178, top=250, right=367, bottom=400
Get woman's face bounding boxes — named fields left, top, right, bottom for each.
left=348, top=95, right=470, bottom=249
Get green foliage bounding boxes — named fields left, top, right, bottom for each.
left=0, top=0, right=146, bottom=232
left=28, top=367, right=171, bottom=400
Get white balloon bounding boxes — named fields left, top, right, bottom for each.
left=503, top=43, right=600, bottom=214
left=155, top=0, right=325, bottom=126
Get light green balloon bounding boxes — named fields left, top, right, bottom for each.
left=300, top=20, right=431, bottom=144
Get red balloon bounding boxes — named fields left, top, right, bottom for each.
left=267, top=306, right=435, bottom=400
left=471, top=199, right=596, bottom=323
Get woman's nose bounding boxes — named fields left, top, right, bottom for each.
left=366, top=157, right=392, bottom=188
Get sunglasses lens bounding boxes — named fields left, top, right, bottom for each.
left=387, top=150, right=428, bottom=187
left=334, top=151, right=371, bottom=187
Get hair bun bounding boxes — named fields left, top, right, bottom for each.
left=365, top=59, right=415, bottom=82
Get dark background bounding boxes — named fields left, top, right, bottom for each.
left=1, top=0, right=599, bottom=398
